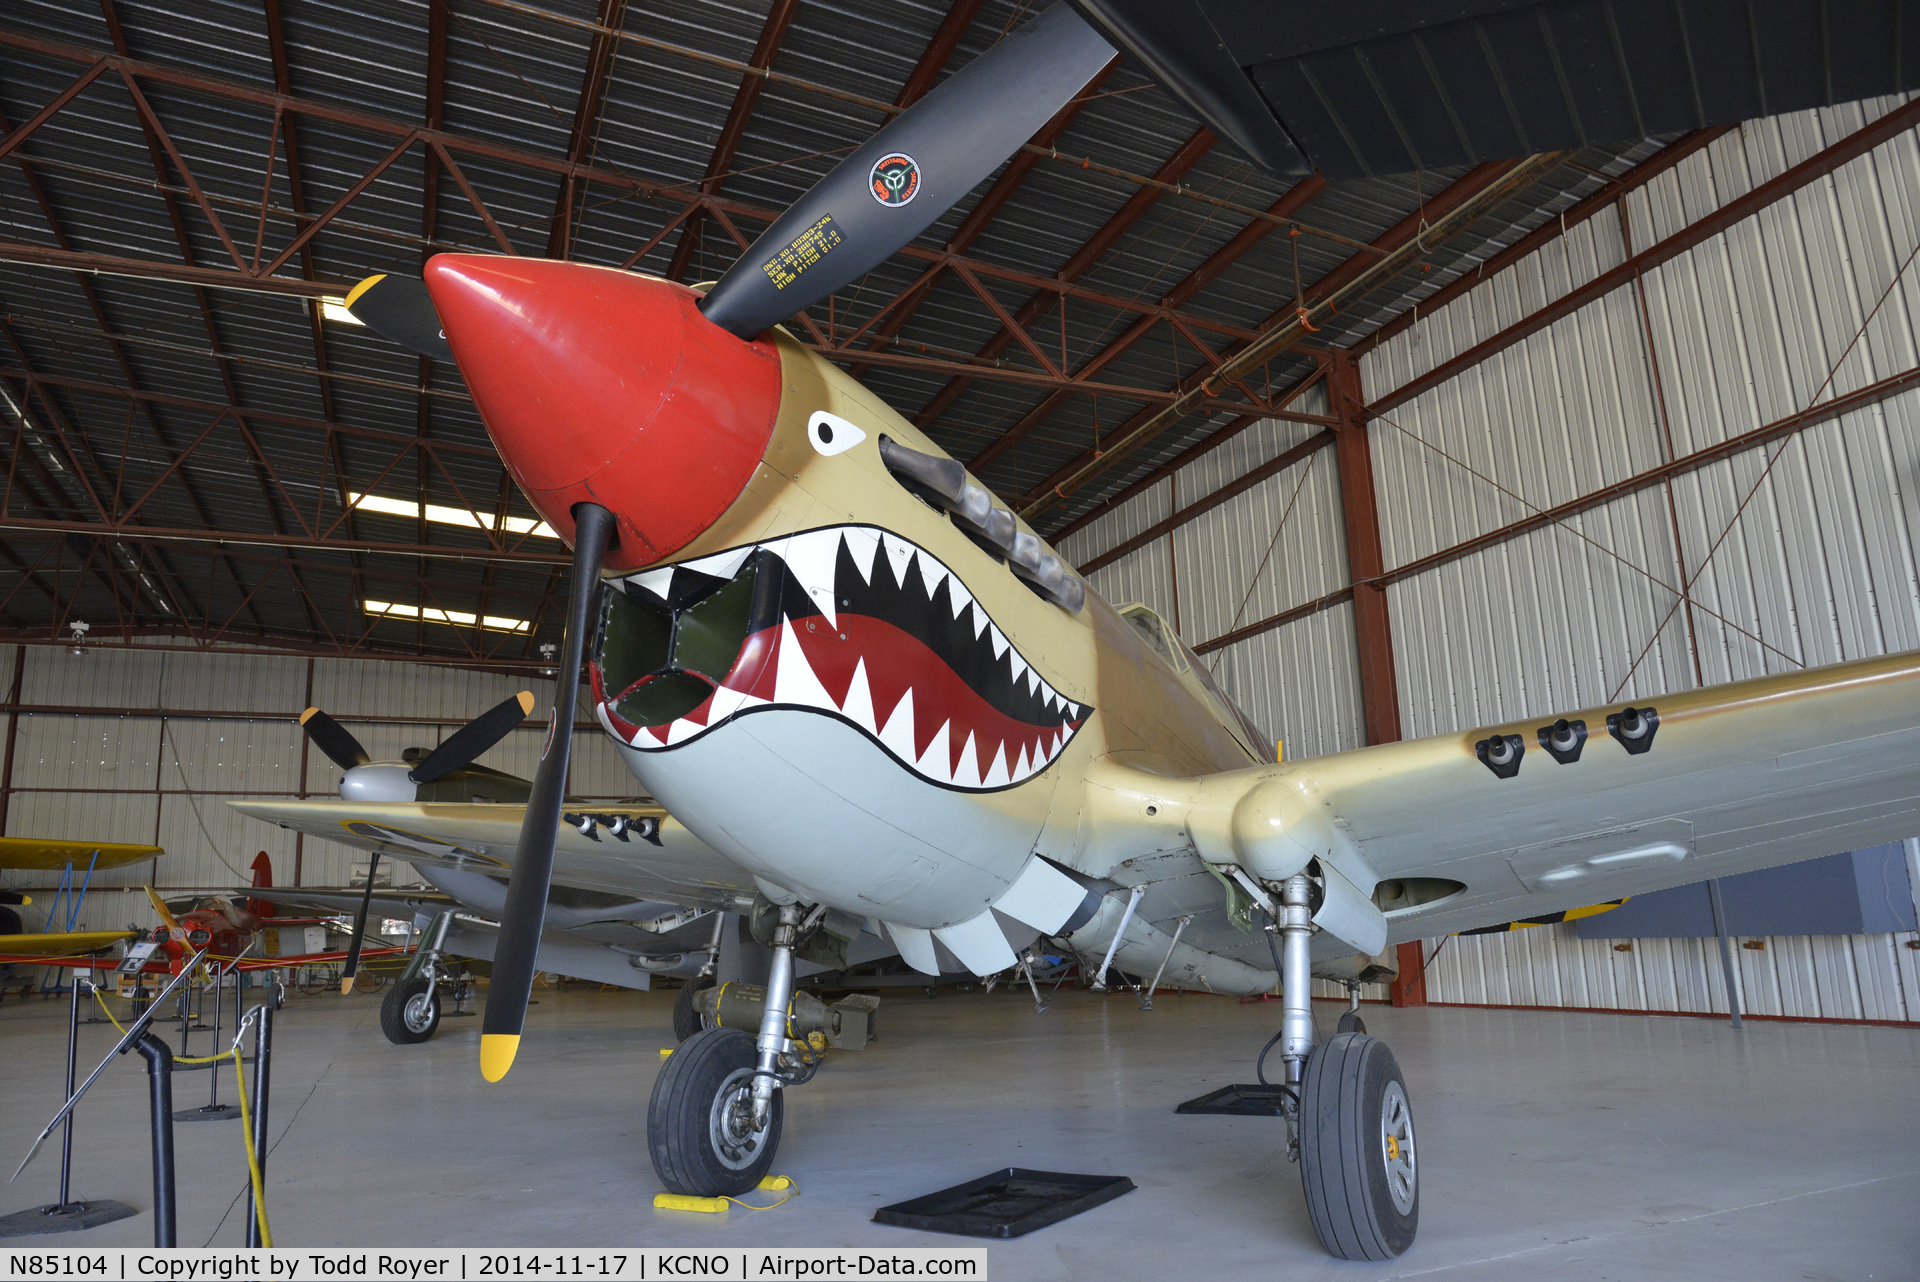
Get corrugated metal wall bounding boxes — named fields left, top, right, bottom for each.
left=0, top=642, right=633, bottom=936
left=1061, top=385, right=1366, bottom=760
left=1063, top=96, right=1920, bottom=1021
left=1365, top=94, right=1920, bottom=1020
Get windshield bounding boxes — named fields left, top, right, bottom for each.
left=1117, top=603, right=1269, bottom=759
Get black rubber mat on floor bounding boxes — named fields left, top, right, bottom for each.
left=1176, top=1083, right=1293, bottom=1116
left=873, top=1168, right=1134, bottom=1238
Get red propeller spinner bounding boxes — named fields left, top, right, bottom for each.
left=422, top=256, right=783, bottom=569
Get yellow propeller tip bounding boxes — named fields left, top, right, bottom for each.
left=339, top=976, right=354, bottom=995
left=480, top=1033, right=521, bottom=1082
left=298, top=706, right=321, bottom=725
left=516, top=691, right=536, bottom=715
left=343, top=274, right=387, bottom=310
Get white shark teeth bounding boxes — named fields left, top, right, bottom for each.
left=775, top=531, right=842, bottom=627
left=674, top=544, right=756, bottom=582
left=611, top=525, right=1089, bottom=787
left=772, top=617, right=835, bottom=709
left=877, top=686, right=918, bottom=764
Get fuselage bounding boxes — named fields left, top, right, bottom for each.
left=584, top=329, right=1266, bottom=930
left=424, top=257, right=1271, bottom=951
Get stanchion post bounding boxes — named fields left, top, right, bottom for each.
left=244, top=1005, right=272, bottom=1247
left=131, top=1033, right=177, bottom=1247
left=57, top=976, right=79, bottom=1209
left=206, top=971, right=222, bottom=1108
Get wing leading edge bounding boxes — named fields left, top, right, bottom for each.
left=1091, top=650, right=1920, bottom=951
left=226, top=799, right=757, bottom=909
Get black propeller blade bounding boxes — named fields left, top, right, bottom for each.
left=698, top=2, right=1113, bottom=341
left=343, top=274, right=453, bottom=360
left=339, top=851, right=381, bottom=995
left=298, top=707, right=371, bottom=770
left=480, top=502, right=614, bottom=1082
left=410, top=690, right=536, bottom=784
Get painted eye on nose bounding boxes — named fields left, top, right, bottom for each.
left=807, top=411, right=866, bottom=457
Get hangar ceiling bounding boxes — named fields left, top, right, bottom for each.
left=0, top=0, right=1675, bottom=664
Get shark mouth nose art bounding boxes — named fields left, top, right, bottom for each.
left=589, top=526, right=1089, bottom=791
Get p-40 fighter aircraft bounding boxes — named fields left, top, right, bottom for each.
left=335, top=2, right=1920, bottom=1260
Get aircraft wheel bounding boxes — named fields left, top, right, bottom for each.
left=0, top=906, right=20, bottom=936
left=672, top=974, right=715, bottom=1043
left=1336, top=1010, right=1367, bottom=1035
left=648, top=1027, right=781, bottom=1196
left=380, top=977, right=441, bottom=1044
left=1298, top=1032, right=1418, bottom=1261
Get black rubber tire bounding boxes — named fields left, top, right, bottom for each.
left=1298, top=1031, right=1418, bottom=1261
left=0, top=906, right=21, bottom=936
left=672, top=974, right=715, bottom=1043
left=1336, top=1009, right=1367, bottom=1035
left=648, top=1027, right=782, bottom=1197
left=379, top=977, right=440, bottom=1044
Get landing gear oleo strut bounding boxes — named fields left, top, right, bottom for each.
left=648, top=903, right=805, bottom=1197
left=1267, top=871, right=1420, bottom=1262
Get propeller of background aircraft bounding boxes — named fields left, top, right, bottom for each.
left=295, top=690, right=534, bottom=992
left=298, top=691, right=533, bottom=783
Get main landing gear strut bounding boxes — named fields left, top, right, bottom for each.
left=648, top=903, right=810, bottom=1196
left=381, top=910, right=453, bottom=1045
left=1271, top=872, right=1419, bottom=1262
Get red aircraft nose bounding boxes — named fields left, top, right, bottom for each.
left=424, top=256, right=783, bottom=569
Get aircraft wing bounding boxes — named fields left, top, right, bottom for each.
left=0, top=839, right=162, bottom=871
left=227, top=799, right=757, bottom=909
left=1185, top=650, right=1920, bottom=948
left=0, top=930, right=140, bottom=958
left=243, top=888, right=460, bottom=920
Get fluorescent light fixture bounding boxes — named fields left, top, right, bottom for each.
left=364, top=600, right=531, bottom=634
left=319, top=297, right=364, bottom=326
left=348, top=491, right=557, bottom=540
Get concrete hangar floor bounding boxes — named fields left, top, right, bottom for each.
left=3, top=983, right=1916, bottom=1279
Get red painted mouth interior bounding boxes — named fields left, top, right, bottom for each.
left=601, top=615, right=1084, bottom=779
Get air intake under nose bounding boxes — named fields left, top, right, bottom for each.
left=423, top=255, right=783, bottom=569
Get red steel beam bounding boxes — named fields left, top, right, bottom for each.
left=1354, top=127, right=1733, bottom=358
left=894, top=0, right=985, bottom=109
left=1328, top=351, right=1400, bottom=748
left=910, top=128, right=1217, bottom=430
left=547, top=0, right=628, bottom=260
left=1051, top=361, right=1334, bottom=545
left=1021, top=162, right=1519, bottom=516
left=1191, top=362, right=1920, bottom=660
left=664, top=0, right=800, bottom=283
left=1368, top=100, right=1920, bottom=417
left=1075, top=429, right=1334, bottom=575
left=0, top=515, right=571, bottom=563
left=969, top=175, right=1327, bottom=475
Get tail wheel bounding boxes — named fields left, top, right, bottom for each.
left=1298, top=1031, right=1418, bottom=1261
left=672, top=974, right=716, bottom=1043
left=648, top=1027, right=781, bottom=1197
left=380, top=976, right=441, bottom=1044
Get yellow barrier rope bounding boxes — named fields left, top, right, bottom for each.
left=88, top=987, right=273, bottom=1245
left=230, top=1049, right=272, bottom=1247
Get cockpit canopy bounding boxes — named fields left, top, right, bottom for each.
left=1117, top=602, right=1272, bottom=761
